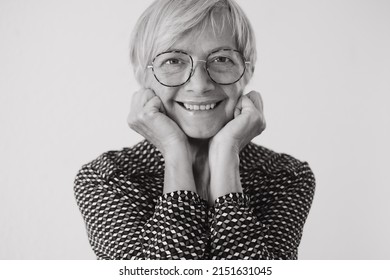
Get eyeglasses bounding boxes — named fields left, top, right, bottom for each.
left=147, top=48, right=250, bottom=87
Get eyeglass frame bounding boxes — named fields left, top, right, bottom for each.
left=146, top=48, right=251, bottom=87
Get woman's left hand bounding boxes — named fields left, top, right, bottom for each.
left=207, top=91, right=265, bottom=202
left=209, top=90, right=266, bottom=154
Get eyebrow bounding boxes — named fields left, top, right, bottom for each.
left=167, top=45, right=237, bottom=55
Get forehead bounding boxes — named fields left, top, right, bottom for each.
left=168, top=17, right=236, bottom=56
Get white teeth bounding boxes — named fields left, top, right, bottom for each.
left=182, top=102, right=217, bottom=111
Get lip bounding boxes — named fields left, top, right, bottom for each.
left=175, top=99, right=224, bottom=112
left=175, top=99, right=224, bottom=105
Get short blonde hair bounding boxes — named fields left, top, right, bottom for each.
left=129, top=0, right=257, bottom=86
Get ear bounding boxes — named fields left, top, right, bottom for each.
left=250, top=64, right=255, bottom=75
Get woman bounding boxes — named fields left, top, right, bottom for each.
left=74, top=0, right=315, bottom=260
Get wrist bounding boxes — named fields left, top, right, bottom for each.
left=163, top=144, right=196, bottom=194
left=163, top=141, right=191, bottom=161
left=209, top=135, right=240, bottom=155
left=209, top=145, right=242, bottom=202
left=209, top=142, right=239, bottom=167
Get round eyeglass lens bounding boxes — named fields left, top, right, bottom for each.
left=206, top=49, right=245, bottom=84
left=152, top=52, right=192, bottom=87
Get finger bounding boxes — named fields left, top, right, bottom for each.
left=234, top=95, right=244, bottom=118
left=142, top=89, right=167, bottom=114
left=247, top=92, right=266, bottom=132
left=132, top=88, right=156, bottom=105
left=245, top=92, right=266, bottom=128
left=246, top=91, right=264, bottom=111
left=240, top=95, right=256, bottom=113
left=130, top=89, right=158, bottom=113
left=139, top=88, right=157, bottom=106
left=128, top=89, right=159, bottom=125
left=144, top=95, right=166, bottom=114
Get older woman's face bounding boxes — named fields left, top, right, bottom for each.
left=146, top=23, right=247, bottom=139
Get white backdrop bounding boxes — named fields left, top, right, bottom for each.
left=1, top=0, right=389, bottom=259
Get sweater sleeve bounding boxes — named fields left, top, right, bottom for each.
left=74, top=164, right=209, bottom=260
left=141, top=191, right=209, bottom=259
left=209, top=162, right=315, bottom=259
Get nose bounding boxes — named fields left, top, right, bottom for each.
left=184, top=60, right=215, bottom=93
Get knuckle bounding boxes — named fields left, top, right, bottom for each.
left=137, top=111, right=147, bottom=121
left=247, top=90, right=255, bottom=97
left=143, top=88, right=155, bottom=98
left=248, top=90, right=260, bottom=98
left=137, top=110, right=155, bottom=122
left=145, top=110, right=155, bottom=119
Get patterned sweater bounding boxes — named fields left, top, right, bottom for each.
left=74, top=140, right=315, bottom=260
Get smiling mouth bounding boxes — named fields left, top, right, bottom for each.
left=176, top=101, right=223, bottom=111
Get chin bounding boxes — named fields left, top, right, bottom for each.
left=181, top=125, right=220, bottom=140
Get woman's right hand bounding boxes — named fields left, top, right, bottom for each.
left=128, top=88, right=197, bottom=194
left=127, top=88, right=188, bottom=157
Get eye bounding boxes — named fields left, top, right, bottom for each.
left=209, top=56, right=234, bottom=65
left=163, top=58, right=182, bottom=65
left=215, top=57, right=230, bottom=62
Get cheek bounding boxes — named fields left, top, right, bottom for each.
left=145, top=71, right=172, bottom=97
left=158, top=90, right=177, bottom=107
left=147, top=78, right=177, bottom=106
left=223, top=84, right=244, bottom=112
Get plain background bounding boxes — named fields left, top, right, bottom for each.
left=1, top=0, right=389, bottom=259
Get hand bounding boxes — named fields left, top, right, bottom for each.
left=209, top=91, right=266, bottom=153
left=207, top=91, right=266, bottom=201
left=127, top=88, right=188, bottom=156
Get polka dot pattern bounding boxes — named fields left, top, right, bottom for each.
left=74, top=140, right=315, bottom=259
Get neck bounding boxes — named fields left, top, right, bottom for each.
left=187, top=137, right=209, bottom=158
left=187, top=137, right=212, bottom=204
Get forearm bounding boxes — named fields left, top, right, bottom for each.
left=163, top=145, right=197, bottom=194
left=209, top=144, right=242, bottom=202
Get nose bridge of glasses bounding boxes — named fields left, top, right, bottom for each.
left=191, top=59, right=208, bottom=76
